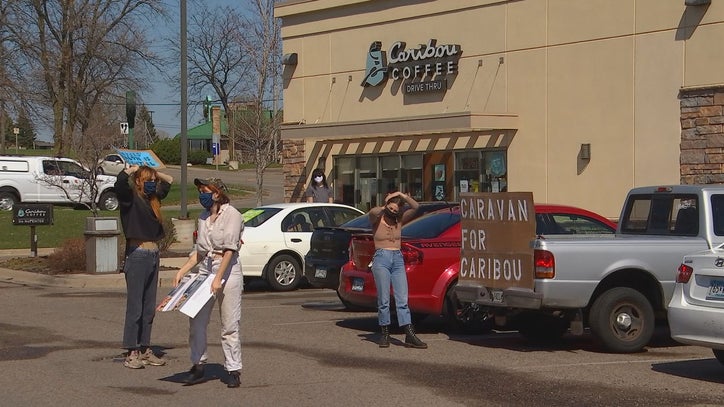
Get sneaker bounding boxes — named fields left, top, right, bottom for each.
left=227, top=371, right=241, bottom=388
left=141, top=348, right=166, bottom=366
left=123, top=350, right=144, bottom=369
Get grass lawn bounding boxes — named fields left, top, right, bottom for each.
left=0, top=187, right=254, bottom=250
left=0, top=207, right=208, bottom=249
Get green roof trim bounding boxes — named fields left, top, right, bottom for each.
left=176, top=118, right=228, bottom=140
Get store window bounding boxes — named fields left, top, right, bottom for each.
left=358, top=156, right=377, bottom=211
left=380, top=155, right=400, bottom=198
left=333, top=149, right=506, bottom=210
left=401, top=155, right=423, bottom=200
left=336, top=157, right=355, bottom=206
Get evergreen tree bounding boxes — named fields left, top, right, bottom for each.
left=137, top=104, right=158, bottom=148
left=15, top=109, right=36, bottom=149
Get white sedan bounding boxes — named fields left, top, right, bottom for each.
left=97, top=153, right=126, bottom=175
left=668, top=246, right=724, bottom=365
left=240, top=202, right=364, bottom=291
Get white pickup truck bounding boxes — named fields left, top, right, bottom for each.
left=0, top=155, right=118, bottom=211
left=455, top=185, right=724, bottom=353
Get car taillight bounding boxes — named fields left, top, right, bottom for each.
left=401, top=243, right=422, bottom=265
left=676, top=263, right=693, bottom=283
left=534, top=249, right=555, bottom=279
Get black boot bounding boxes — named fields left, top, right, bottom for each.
left=379, top=325, right=390, bottom=348
left=403, top=324, right=427, bottom=349
left=183, top=363, right=205, bottom=385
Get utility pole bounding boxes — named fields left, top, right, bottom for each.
left=180, top=0, right=189, bottom=219
left=13, top=127, right=19, bottom=153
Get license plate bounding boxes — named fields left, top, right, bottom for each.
left=314, top=267, right=327, bottom=278
left=491, top=289, right=503, bottom=303
left=352, top=278, right=364, bottom=292
left=707, top=279, right=724, bottom=300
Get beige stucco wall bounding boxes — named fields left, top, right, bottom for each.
left=276, top=0, right=724, bottom=218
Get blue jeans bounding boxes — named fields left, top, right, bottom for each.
left=122, top=247, right=160, bottom=350
left=371, top=249, right=411, bottom=327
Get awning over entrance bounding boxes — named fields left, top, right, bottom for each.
left=280, top=111, right=518, bottom=141
left=281, top=111, right=519, bottom=202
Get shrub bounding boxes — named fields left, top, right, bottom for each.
left=48, top=237, right=86, bottom=274
left=150, top=137, right=181, bottom=165
left=189, top=150, right=212, bottom=165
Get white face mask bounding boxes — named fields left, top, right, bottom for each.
left=314, top=176, right=323, bottom=183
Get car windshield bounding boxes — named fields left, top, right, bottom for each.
left=242, top=207, right=282, bottom=227
left=402, top=210, right=460, bottom=239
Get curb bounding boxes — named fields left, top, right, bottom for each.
left=0, top=252, right=190, bottom=289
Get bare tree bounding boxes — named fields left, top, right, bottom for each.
left=5, top=0, right=166, bottom=156
left=235, top=0, right=282, bottom=206
left=170, top=4, right=251, bottom=160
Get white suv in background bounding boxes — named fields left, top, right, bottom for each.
left=0, top=155, right=119, bottom=211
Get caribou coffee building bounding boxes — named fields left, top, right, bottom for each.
left=275, top=0, right=724, bottom=218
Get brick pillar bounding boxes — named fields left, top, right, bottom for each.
left=680, top=86, right=724, bottom=184
left=281, top=139, right=307, bottom=202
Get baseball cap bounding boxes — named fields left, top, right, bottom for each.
left=194, top=177, right=228, bottom=192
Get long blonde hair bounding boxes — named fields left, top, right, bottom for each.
left=133, top=166, right=162, bottom=222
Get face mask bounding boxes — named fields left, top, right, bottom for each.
left=199, top=192, right=214, bottom=210
left=314, top=176, right=324, bottom=183
left=143, top=181, right=156, bottom=197
left=384, top=207, right=399, bottom=219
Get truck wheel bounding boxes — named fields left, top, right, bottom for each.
left=517, top=313, right=569, bottom=343
left=98, top=191, right=119, bottom=211
left=0, top=191, right=18, bottom=211
left=266, top=254, right=302, bottom=291
left=588, top=287, right=654, bottom=353
left=713, top=349, right=724, bottom=366
left=444, top=282, right=493, bottom=334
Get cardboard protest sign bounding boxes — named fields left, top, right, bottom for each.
left=115, top=148, right=165, bottom=169
left=458, top=192, right=536, bottom=290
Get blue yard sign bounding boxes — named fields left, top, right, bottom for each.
left=115, top=148, right=166, bottom=169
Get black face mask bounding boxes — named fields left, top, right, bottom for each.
left=384, top=207, right=399, bottom=220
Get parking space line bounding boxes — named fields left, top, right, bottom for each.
left=512, top=357, right=711, bottom=370
left=273, top=320, right=344, bottom=326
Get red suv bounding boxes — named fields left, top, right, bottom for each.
left=337, top=204, right=616, bottom=332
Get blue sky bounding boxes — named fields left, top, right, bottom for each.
left=32, top=0, right=251, bottom=142
left=144, top=0, right=244, bottom=139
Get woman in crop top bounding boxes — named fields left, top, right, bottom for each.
left=368, top=191, right=427, bottom=349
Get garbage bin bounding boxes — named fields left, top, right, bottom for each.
left=84, top=216, right=121, bottom=274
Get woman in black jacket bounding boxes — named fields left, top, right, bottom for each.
left=115, top=165, right=173, bottom=369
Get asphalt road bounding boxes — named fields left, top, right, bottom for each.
left=0, top=281, right=722, bottom=407
left=162, top=165, right=284, bottom=208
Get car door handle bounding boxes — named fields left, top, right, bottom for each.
left=291, top=238, right=302, bottom=242
left=63, top=180, right=70, bottom=183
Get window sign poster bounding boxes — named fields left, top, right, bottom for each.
left=434, top=164, right=446, bottom=181
left=460, top=179, right=469, bottom=193
left=432, top=181, right=445, bottom=201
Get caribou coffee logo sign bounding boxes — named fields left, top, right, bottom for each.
left=361, top=39, right=462, bottom=94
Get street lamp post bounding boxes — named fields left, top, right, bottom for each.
left=13, top=127, right=19, bottom=153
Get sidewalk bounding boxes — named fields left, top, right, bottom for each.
left=0, top=244, right=191, bottom=289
